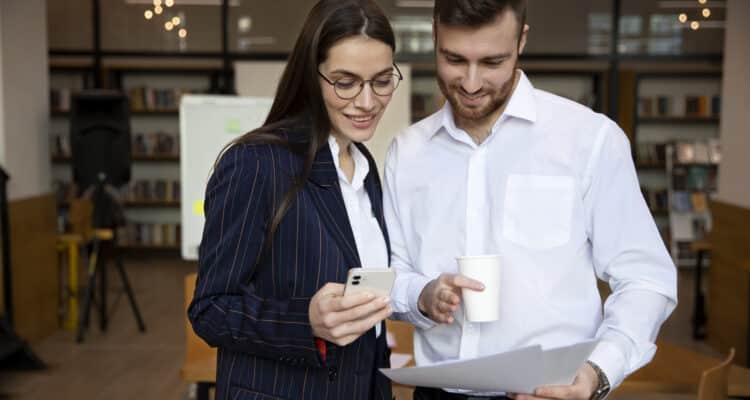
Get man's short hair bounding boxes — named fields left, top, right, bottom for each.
left=434, top=0, right=527, bottom=38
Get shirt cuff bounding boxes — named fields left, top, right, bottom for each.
left=588, top=339, right=627, bottom=390
left=408, top=274, right=438, bottom=331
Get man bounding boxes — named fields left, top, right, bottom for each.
left=383, top=1, right=678, bottom=399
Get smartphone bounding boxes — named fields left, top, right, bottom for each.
left=344, top=268, right=395, bottom=298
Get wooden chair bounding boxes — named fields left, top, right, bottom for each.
left=181, top=272, right=217, bottom=400
left=697, top=348, right=735, bottom=400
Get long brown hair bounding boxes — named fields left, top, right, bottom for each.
left=223, top=0, right=395, bottom=244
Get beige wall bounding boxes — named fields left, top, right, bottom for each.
left=0, top=0, right=51, bottom=200
left=715, top=0, right=750, bottom=209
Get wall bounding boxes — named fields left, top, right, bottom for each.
left=1, top=0, right=51, bottom=200
left=715, top=0, right=750, bottom=209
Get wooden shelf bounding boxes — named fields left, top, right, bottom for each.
left=118, top=243, right=180, bottom=250
left=638, top=116, right=719, bottom=124
left=130, top=109, right=179, bottom=115
left=52, top=154, right=179, bottom=163
left=637, top=162, right=666, bottom=170
left=59, top=200, right=180, bottom=209
left=124, top=200, right=180, bottom=208
left=51, top=110, right=70, bottom=117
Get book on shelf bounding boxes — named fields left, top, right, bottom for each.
left=674, top=141, right=721, bottom=165
left=672, top=191, right=692, bottom=213
left=51, top=132, right=71, bottom=157
left=132, top=131, right=179, bottom=156
left=638, top=94, right=720, bottom=118
left=687, top=166, right=710, bottom=191
left=690, top=192, right=709, bottom=213
left=636, top=143, right=666, bottom=165
left=50, top=88, right=73, bottom=112
left=128, top=86, right=204, bottom=111
left=121, top=179, right=180, bottom=202
left=641, top=187, right=669, bottom=212
left=117, top=223, right=181, bottom=247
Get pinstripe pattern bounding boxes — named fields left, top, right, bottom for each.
left=189, top=129, right=392, bottom=400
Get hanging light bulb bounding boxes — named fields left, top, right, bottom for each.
left=178, top=28, right=188, bottom=38
left=165, top=21, right=174, bottom=31
left=172, top=16, right=181, bottom=26
left=144, top=10, right=153, bottom=20
left=690, top=21, right=700, bottom=30
left=678, top=13, right=688, bottom=23
left=702, top=8, right=711, bottom=18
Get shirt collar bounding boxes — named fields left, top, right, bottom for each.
left=428, top=69, right=537, bottom=140
left=328, top=135, right=369, bottom=191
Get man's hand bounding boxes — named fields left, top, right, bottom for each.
left=417, top=273, right=484, bottom=324
left=507, top=362, right=598, bottom=400
left=309, top=283, right=392, bottom=346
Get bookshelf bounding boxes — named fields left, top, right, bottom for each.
left=632, top=71, right=722, bottom=267
left=49, top=63, right=221, bottom=251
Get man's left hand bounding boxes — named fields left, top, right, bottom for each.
left=506, top=362, right=598, bottom=400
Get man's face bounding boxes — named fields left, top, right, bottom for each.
left=435, top=10, right=527, bottom=124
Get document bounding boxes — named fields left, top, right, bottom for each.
left=380, top=340, right=597, bottom=395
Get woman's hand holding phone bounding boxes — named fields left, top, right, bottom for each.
left=309, top=282, right=392, bottom=346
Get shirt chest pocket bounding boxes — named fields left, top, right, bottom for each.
left=502, top=174, right=575, bottom=249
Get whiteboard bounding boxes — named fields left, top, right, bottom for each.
left=179, top=95, right=273, bottom=260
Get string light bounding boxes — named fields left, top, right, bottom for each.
left=165, top=0, right=174, bottom=6
left=172, top=16, right=181, bottom=26
left=178, top=28, right=188, bottom=38
left=702, top=8, right=711, bottom=18
left=154, top=5, right=163, bottom=14
left=690, top=21, right=700, bottom=30
left=153, top=0, right=162, bottom=6
left=678, top=13, right=688, bottom=23
left=144, top=10, right=153, bottom=19
left=165, top=21, right=174, bottom=31
left=698, top=0, right=707, bottom=4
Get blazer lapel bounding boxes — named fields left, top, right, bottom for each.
left=307, top=143, right=362, bottom=270
left=356, top=143, right=391, bottom=262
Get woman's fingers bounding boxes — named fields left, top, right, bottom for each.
left=329, top=304, right=393, bottom=342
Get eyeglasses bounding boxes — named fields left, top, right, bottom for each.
left=318, top=64, right=403, bottom=100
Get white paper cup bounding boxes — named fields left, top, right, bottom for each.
left=456, top=254, right=501, bottom=322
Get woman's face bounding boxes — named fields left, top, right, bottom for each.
left=318, top=35, right=396, bottom=145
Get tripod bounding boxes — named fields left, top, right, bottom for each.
left=76, top=174, right=146, bottom=342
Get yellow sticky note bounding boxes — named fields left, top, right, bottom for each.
left=192, top=200, right=205, bottom=216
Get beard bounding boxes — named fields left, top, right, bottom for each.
left=437, top=65, right=518, bottom=123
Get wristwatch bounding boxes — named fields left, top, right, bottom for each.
left=586, top=360, right=610, bottom=400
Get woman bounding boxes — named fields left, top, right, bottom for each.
left=188, top=1, right=402, bottom=399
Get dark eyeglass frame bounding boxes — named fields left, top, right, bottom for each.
left=318, top=63, right=403, bottom=100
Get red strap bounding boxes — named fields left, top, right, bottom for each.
left=315, top=338, right=327, bottom=362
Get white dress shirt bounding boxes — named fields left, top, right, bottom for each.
left=329, top=136, right=389, bottom=337
left=383, top=71, right=678, bottom=392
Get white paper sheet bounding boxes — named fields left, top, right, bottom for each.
left=380, top=340, right=597, bottom=395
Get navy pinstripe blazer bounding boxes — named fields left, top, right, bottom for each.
left=188, top=129, right=393, bottom=400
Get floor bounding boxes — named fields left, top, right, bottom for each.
left=0, top=257, right=725, bottom=399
